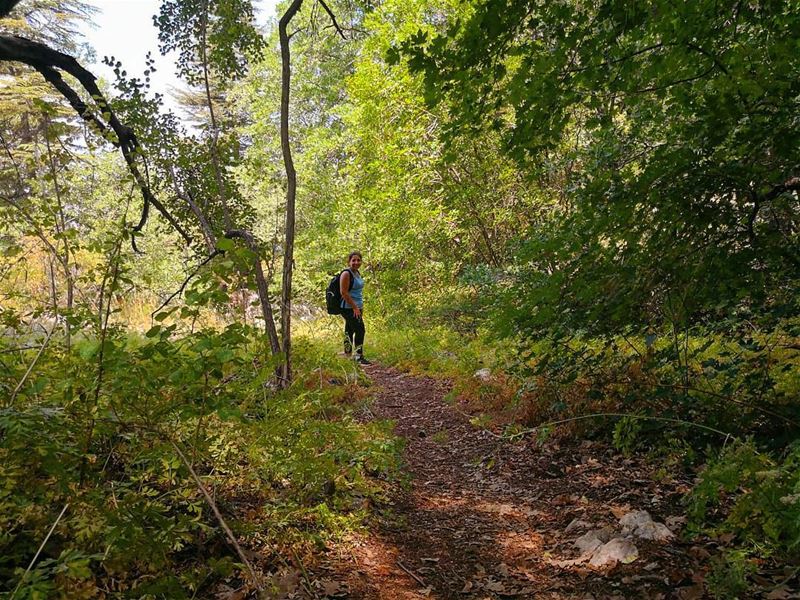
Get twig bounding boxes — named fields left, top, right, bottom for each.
left=0, top=345, right=40, bottom=354
left=10, top=503, right=69, bottom=600
left=169, top=442, right=263, bottom=591
left=8, top=325, right=55, bottom=405
left=396, top=560, right=426, bottom=587
left=291, top=549, right=314, bottom=596
left=318, top=0, right=346, bottom=39
left=505, top=412, right=733, bottom=442
left=150, top=250, right=222, bottom=318
left=621, top=378, right=798, bottom=426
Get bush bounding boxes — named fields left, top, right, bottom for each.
left=0, top=320, right=401, bottom=597
left=690, top=441, right=800, bottom=556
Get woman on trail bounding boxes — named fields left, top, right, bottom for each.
left=340, top=251, right=371, bottom=365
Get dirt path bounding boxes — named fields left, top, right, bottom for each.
left=310, top=365, right=704, bottom=599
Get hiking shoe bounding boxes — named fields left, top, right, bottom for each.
left=356, top=355, right=372, bottom=365
left=344, top=339, right=353, bottom=354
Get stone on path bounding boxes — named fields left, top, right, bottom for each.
left=619, top=510, right=674, bottom=541
left=574, top=527, right=614, bottom=555
left=588, top=538, right=640, bottom=568
left=473, top=368, right=491, bottom=381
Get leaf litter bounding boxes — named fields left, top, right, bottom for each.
left=297, top=365, right=788, bottom=599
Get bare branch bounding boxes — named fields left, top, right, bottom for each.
left=224, top=230, right=282, bottom=355
left=169, top=442, right=263, bottom=592
left=318, top=0, right=346, bottom=40
left=8, top=324, right=56, bottom=405
left=150, top=250, right=223, bottom=318
left=168, top=164, right=217, bottom=252
left=0, top=34, right=192, bottom=246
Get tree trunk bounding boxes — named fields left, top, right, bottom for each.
left=278, top=0, right=304, bottom=386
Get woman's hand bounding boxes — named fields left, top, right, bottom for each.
left=353, top=306, right=362, bottom=319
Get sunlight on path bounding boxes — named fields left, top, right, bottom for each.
left=312, top=365, right=697, bottom=600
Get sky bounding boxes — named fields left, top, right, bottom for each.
left=79, top=0, right=280, bottom=113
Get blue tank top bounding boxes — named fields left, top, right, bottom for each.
left=341, top=270, right=364, bottom=309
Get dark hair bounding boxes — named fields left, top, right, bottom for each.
left=347, top=251, right=362, bottom=262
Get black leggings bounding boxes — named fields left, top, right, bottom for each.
left=341, top=309, right=365, bottom=353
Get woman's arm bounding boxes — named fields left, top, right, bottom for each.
left=339, top=271, right=361, bottom=318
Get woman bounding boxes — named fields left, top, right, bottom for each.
left=340, top=251, right=371, bottom=365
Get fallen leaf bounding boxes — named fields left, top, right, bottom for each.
left=610, top=504, right=632, bottom=519
left=766, top=586, right=793, bottom=599
left=485, top=579, right=506, bottom=592
left=717, top=532, right=736, bottom=544
left=215, top=585, right=247, bottom=600
left=677, top=585, right=705, bottom=600
left=321, top=580, right=342, bottom=596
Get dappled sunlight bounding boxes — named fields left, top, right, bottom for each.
left=415, top=492, right=469, bottom=511
left=471, top=499, right=544, bottom=520
left=312, top=365, right=700, bottom=599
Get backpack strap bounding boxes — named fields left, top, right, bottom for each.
left=341, top=268, right=355, bottom=290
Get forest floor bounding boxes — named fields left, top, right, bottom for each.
left=304, top=365, right=717, bottom=600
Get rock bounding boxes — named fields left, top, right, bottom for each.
left=474, top=368, right=492, bottom=382
left=574, top=526, right=614, bottom=555
left=619, top=510, right=674, bottom=541
left=588, top=537, right=639, bottom=568
left=643, top=522, right=674, bottom=541
left=565, top=518, right=593, bottom=534
left=574, top=531, right=603, bottom=555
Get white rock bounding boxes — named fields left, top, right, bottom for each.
left=639, top=521, right=674, bottom=541
left=619, top=510, right=674, bottom=541
left=574, top=531, right=603, bottom=555
left=619, top=510, right=651, bottom=530
left=574, top=527, right=614, bottom=555
left=588, top=538, right=639, bottom=568
left=474, top=368, right=492, bottom=381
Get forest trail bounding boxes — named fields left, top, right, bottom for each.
left=308, top=365, right=703, bottom=600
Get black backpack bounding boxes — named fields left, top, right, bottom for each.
left=325, top=269, right=354, bottom=315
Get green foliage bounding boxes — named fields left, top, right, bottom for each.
left=155, top=0, right=264, bottom=84
left=612, top=415, right=642, bottom=455
left=4, top=0, right=800, bottom=587
left=0, top=315, right=400, bottom=596
left=705, top=549, right=755, bottom=599
left=400, top=0, right=800, bottom=336
left=689, top=441, right=800, bottom=555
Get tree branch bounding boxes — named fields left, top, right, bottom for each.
left=627, top=66, right=716, bottom=95
left=318, top=0, right=346, bottom=40
left=224, top=230, right=282, bottom=356
left=760, top=176, right=800, bottom=203
left=169, top=441, right=263, bottom=592
left=150, top=250, right=223, bottom=318
left=169, top=164, right=217, bottom=253
left=0, top=34, right=192, bottom=247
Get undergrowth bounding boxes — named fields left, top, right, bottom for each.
left=0, top=314, right=401, bottom=598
